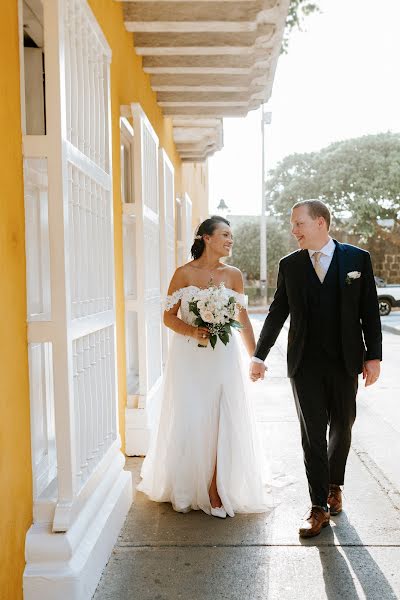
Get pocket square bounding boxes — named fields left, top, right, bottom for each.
left=346, top=271, right=361, bottom=285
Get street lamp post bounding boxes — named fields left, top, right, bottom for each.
left=216, top=198, right=229, bottom=218
left=260, top=106, right=272, bottom=305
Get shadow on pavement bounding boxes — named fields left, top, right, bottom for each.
left=300, top=512, right=397, bottom=599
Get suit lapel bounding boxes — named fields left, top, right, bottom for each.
left=292, top=249, right=309, bottom=308
left=334, top=239, right=349, bottom=289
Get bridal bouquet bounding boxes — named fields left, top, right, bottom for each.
left=188, top=283, right=243, bottom=349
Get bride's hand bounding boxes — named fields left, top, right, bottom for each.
left=191, top=326, right=210, bottom=342
left=249, top=362, right=266, bottom=382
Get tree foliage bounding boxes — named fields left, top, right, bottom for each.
left=282, top=0, right=320, bottom=53
left=229, top=219, right=294, bottom=284
left=229, top=221, right=260, bottom=280
left=267, top=133, right=400, bottom=238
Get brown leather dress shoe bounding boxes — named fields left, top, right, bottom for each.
left=299, top=506, right=330, bottom=538
left=328, top=484, right=342, bottom=515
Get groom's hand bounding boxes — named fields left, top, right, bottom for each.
left=249, top=362, right=266, bottom=382
left=363, top=359, right=381, bottom=387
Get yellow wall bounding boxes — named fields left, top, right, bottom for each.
left=182, top=162, right=210, bottom=229
left=0, top=3, right=33, bottom=599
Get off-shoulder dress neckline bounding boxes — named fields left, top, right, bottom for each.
left=171, top=284, right=242, bottom=294
left=164, top=285, right=247, bottom=311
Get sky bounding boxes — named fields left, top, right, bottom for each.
left=208, top=0, right=400, bottom=215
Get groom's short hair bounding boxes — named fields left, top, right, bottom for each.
left=292, top=200, right=331, bottom=229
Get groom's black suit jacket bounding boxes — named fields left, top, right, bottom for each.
left=254, top=240, right=382, bottom=377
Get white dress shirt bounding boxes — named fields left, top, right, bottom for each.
left=308, top=237, right=336, bottom=274
left=252, top=237, right=336, bottom=364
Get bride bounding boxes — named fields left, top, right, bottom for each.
left=137, top=215, right=273, bottom=518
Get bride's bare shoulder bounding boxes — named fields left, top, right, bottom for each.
left=224, top=264, right=244, bottom=292
left=167, top=264, right=191, bottom=293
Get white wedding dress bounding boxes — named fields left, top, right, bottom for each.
left=137, top=285, right=274, bottom=517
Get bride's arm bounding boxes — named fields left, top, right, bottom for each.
left=237, top=308, right=257, bottom=358
left=163, top=268, right=209, bottom=341
left=231, top=269, right=256, bottom=357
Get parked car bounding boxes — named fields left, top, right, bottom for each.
left=375, top=277, right=400, bottom=316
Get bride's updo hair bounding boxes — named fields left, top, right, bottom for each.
left=190, top=215, right=230, bottom=260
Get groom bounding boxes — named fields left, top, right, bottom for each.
left=250, top=200, right=382, bottom=537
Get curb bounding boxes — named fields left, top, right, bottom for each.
left=381, top=323, right=400, bottom=336
left=248, top=306, right=269, bottom=314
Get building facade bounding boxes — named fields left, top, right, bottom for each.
left=0, top=0, right=288, bottom=598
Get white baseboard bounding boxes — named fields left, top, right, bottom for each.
left=23, top=452, right=133, bottom=600
left=125, top=406, right=150, bottom=456
left=125, top=381, right=163, bottom=456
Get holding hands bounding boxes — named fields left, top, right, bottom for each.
left=249, top=361, right=267, bottom=382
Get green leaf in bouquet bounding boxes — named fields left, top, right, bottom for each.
left=194, top=317, right=205, bottom=327
left=231, top=320, right=243, bottom=330
left=219, top=331, right=230, bottom=345
left=210, top=334, right=218, bottom=349
left=188, top=302, right=200, bottom=317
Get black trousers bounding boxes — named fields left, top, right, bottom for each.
left=290, top=354, right=358, bottom=507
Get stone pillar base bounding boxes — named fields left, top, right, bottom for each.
left=23, top=452, right=132, bottom=600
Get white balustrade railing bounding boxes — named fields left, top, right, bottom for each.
left=122, top=103, right=162, bottom=413
left=123, top=218, right=137, bottom=299
left=73, top=326, right=116, bottom=490
left=28, top=341, right=57, bottom=500
left=176, top=193, right=192, bottom=266
left=68, top=163, right=113, bottom=319
left=144, top=214, right=162, bottom=389
left=65, top=0, right=109, bottom=172
left=164, top=166, right=175, bottom=281
left=183, top=192, right=193, bottom=261
left=143, top=126, right=158, bottom=214
left=138, top=105, right=162, bottom=393
left=120, top=116, right=140, bottom=398
left=23, top=158, right=51, bottom=320
left=159, top=149, right=175, bottom=364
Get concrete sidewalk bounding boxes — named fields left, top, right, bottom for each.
left=94, top=325, right=400, bottom=600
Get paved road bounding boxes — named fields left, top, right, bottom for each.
left=381, top=310, right=400, bottom=335
left=94, top=322, right=400, bottom=600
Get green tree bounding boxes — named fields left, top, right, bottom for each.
left=267, top=133, right=400, bottom=238
left=229, top=220, right=260, bottom=280
left=229, top=219, right=294, bottom=285
left=282, top=1, right=321, bottom=53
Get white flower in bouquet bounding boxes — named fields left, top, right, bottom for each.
left=200, top=309, right=215, bottom=323
left=188, top=283, right=244, bottom=349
